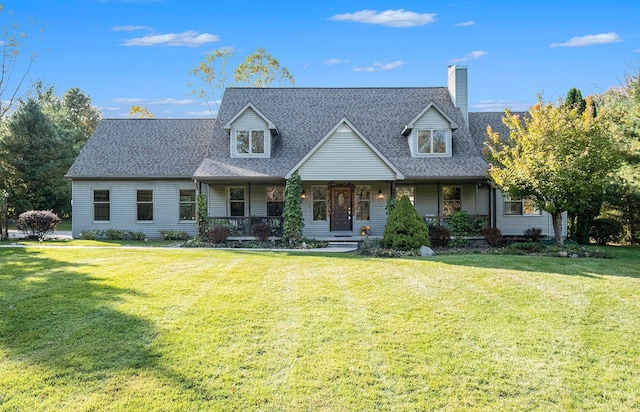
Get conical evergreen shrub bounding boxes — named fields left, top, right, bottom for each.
left=382, top=196, right=430, bottom=250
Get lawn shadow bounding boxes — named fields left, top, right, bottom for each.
left=0, top=248, right=216, bottom=405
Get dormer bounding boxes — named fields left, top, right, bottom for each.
left=401, top=102, right=458, bottom=158
left=224, top=103, right=278, bottom=158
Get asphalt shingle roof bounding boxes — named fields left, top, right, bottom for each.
left=66, top=118, right=212, bottom=179
left=194, top=87, right=492, bottom=180
left=68, top=90, right=516, bottom=182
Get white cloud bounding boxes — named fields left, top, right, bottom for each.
left=324, top=58, right=349, bottom=65
left=472, top=100, right=531, bottom=112
left=455, top=21, right=475, bottom=27
left=122, top=30, right=220, bottom=47
left=185, top=110, right=216, bottom=117
left=550, top=32, right=622, bottom=48
left=353, top=60, right=406, bottom=72
left=329, top=9, right=435, bottom=28
left=112, top=25, right=151, bottom=32
left=449, top=50, right=487, bottom=64
left=112, top=97, right=197, bottom=105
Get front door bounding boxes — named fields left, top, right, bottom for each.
left=330, top=186, right=352, bottom=231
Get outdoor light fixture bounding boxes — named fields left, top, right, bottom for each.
left=378, top=190, right=384, bottom=200
left=301, top=190, right=306, bottom=199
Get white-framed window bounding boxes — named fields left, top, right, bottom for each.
left=355, top=186, right=370, bottom=221
left=136, top=189, right=153, bottom=221
left=416, top=129, right=450, bottom=156
left=266, top=186, right=284, bottom=217
left=442, top=186, right=462, bottom=216
left=228, top=187, right=245, bottom=217
left=234, top=129, right=265, bottom=155
left=312, top=186, right=327, bottom=221
left=93, top=189, right=110, bottom=221
left=179, top=189, right=196, bottom=221
left=504, top=196, right=541, bottom=216
left=395, top=186, right=415, bottom=205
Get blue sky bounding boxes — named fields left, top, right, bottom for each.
left=6, top=0, right=640, bottom=118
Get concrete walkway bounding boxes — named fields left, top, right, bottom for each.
left=7, top=229, right=73, bottom=240
left=3, top=230, right=359, bottom=253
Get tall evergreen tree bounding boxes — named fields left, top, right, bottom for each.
left=0, top=98, right=74, bottom=214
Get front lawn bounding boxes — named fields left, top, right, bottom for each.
left=1, top=247, right=639, bottom=410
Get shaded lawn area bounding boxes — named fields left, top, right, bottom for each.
left=1, top=247, right=639, bottom=411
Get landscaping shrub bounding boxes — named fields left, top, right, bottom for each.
left=447, top=211, right=482, bottom=236
left=159, top=230, right=190, bottom=241
left=16, top=210, right=60, bottom=240
left=524, top=227, right=543, bottom=242
left=504, top=242, right=546, bottom=254
left=591, top=218, right=623, bottom=246
left=208, top=225, right=230, bottom=244
left=481, top=227, right=503, bottom=247
left=252, top=223, right=271, bottom=241
left=382, top=196, right=430, bottom=251
left=428, top=225, right=451, bottom=247
left=79, top=231, right=98, bottom=240
left=121, top=230, right=146, bottom=241
left=105, top=228, right=124, bottom=240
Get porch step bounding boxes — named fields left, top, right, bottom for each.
left=328, top=241, right=360, bottom=248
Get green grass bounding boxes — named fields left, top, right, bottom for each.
left=1, top=246, right=639, bottom=410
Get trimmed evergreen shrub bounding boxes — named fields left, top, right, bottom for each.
left=591, top=218, right=623, bottom=245
left=428, top=225, right=451, bottom=247
left=382, top=196, right=430, bottom=251
left=481, top=227, right=503, bottom=247
left=16, top=210, right=60, bottom=240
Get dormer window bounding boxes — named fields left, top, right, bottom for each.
left=225, top=103, right=278, bottom=159
left=417, top=129, right=448, bottom=154
left=403, top=102, right=456, bottom=158
left=235, top=129, right=265, bottom=155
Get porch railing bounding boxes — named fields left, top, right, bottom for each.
left=209, top=216, right=284, bottom=237
left=424, top=214, right=491, bottom=235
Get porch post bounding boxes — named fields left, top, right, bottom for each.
left=247, top=182, right=252, bottom=217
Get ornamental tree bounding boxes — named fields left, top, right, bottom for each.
left=484, top=97, right=623, bottom=245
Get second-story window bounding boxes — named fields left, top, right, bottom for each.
left=235, top=129, right=265, bottom=155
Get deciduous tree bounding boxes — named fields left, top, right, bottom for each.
left=0, top=4, right=43, bottom=119
left=188, top=47, right=294, bottom=117
left=484, top=97, right=623, bottom=245
left=129, top=105, right=154, bottom=118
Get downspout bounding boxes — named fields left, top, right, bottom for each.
left=491, top=186, right=497, bottom=228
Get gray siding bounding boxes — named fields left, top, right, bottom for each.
left=448, top=65, right=468, bottom=126
left=494, top=191, right=566, bottom=237
left=71, top=180, right=198, bottom=239
left=297, top=128, right=397, bottom=181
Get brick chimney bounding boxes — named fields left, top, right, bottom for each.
left=448, top=65, right=468, bottom=127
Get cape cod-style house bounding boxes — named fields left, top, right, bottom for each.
left=66, top=66, right=566, bottom=240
